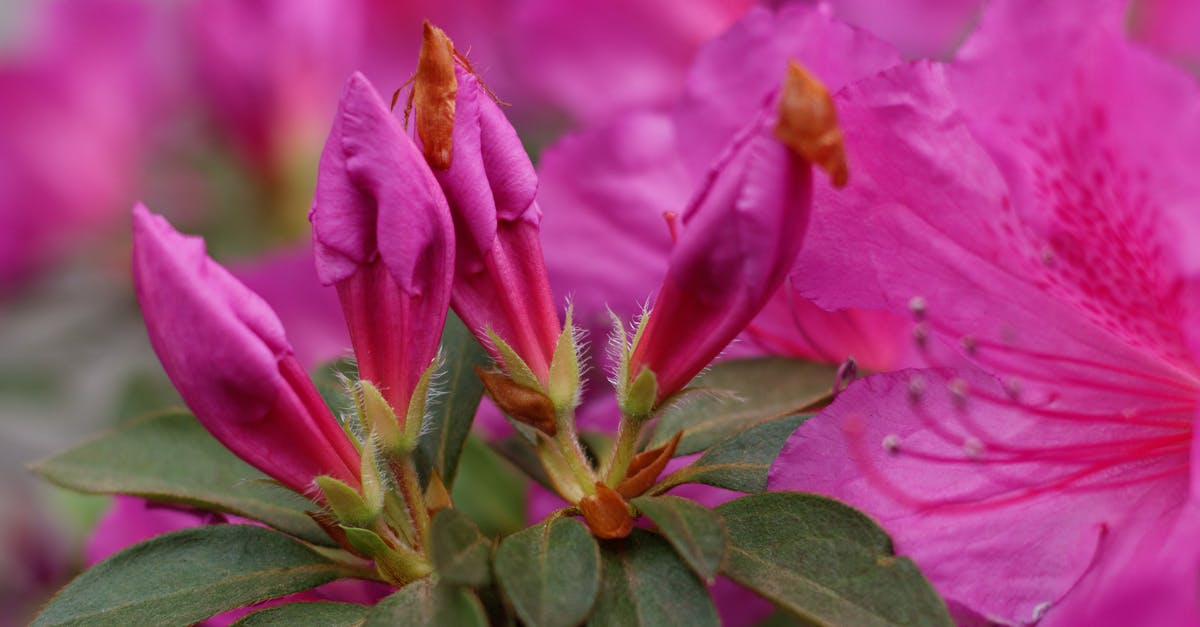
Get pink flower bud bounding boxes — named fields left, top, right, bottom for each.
left=132, top=204, right=360, bottom=494
left=628, top=77, right=819, bottom=402
left=310, top=72, right=455, bottom=416
left=412, top=26, right=561, bottom=384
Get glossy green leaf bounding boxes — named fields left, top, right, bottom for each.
left=631, top=496, right=727, bottom=582
left=717, top=493, right=952, bottom=626
left=588, top=530, right=719, bottom=627
left=364, top=578, right=487, bottom=627
left=495, top=517, right=600, bottom=627
left=430, top=509, right=492, bottom=587
left=652, top=358, right=834, bottom=455
left=451, top=435, right=528, bottom=537
left=34, top=525, right=350, bottom=626
left=415, top=313, right=490, bottom=488
left=657, top=414, right=807, bottom=493
left=232, top=602, right=368, bottom=627
left=30, top=411, right=329, bottom=545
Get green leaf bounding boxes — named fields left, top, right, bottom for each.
left=364, top=578, right=487, bottom=627
left=232, top=602, right=368, bottom=627
left=657, top=414, right=807, bottom=493
left=717, top=493, right=952, bottom=627
left=651, top=358, right=834, bottom=455
left=631, top=496, right=727, bottom=583
left=451, top=435, right=528, bottom=537
left=34, top=525, right=350, bottom=626
left=30, top=411, right=329, bottom=545
left=416, top=313, right=490, bottom=488
left=430, top=509, right=492, bottom=587
left=588, top=530, right=719, bottom=627
left=494, top=517, right=600, bottom=627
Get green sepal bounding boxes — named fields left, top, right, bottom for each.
left=359, top=442, right=385, bottom=517
left=621, top=367, right=658, bottom=420
left=488, top=328, right=543, bottom=390
left=359, top=380, right=412, bottom=456
left=340, top=526, right=432, bottom=585
left=547, top=305, right=581, bottom=412
left=405, top=357, right=442, bottom=445
left=315, top=475, right=375, bottom=528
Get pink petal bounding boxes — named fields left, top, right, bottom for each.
left=770, top=370, right=1191, bottom=623
left=133, top=205, right=360, bottom=493
left=675, top=2, right=900, bottom=181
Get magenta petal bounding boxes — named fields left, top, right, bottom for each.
left=631, top=105, right=813, bottom=399
left=770, top=370, right=1191, bottom=623
left=675, top=3, right=900, bottom=181
left=311, top=72, right=455, bottom=412
left=1130, top=0, right=1200, bottom=73
left=133, top=205, right=360, bottom=493
left=232, top=245, right=349, bottom=370
left=821, top=0, right=985, bottom=60
left=538, top=111, right=686, bottom=362
left=424, top=62, right=561, bottom=380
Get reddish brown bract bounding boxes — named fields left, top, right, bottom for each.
left=412, top=21, right=457, bottom=169
left=775, top=61, right=849, bottom=188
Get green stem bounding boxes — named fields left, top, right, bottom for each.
left=604, top=413, right=644, bottom=487
left=392, top=457, right=431, bottom=551
left=553, top=405, right=596, bottom=494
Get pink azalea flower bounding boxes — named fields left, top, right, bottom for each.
left=311, top=72, right=455, bottom=415
left=414, top=44, right=562, bottom=381
left=536, top=4, right=910, bottom=390
left=133, top=204, right=361, bottom=494
left=769, top=0, right=1200, bottom=622
left=625, top=81, right=816, bottom=403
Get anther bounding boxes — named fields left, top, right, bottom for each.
left=907, top=375, right=927, bottom=403
left=1004, top=377, right=1022, bottom=401
left=948, top=378, right=969, bottom=410
left=881, top=434, right=901, bottom=454
left=963, top=437, right=984, bottom=460
left=908, top=296, right=927, bottom=321
left=834, top=357, right=858, bottom=397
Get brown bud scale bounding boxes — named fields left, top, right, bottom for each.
left=775, top=61, right=849, bottom=188
left=616, top=430, right=682, bottom=499
left=580, top=482, right=634, bottom=539
left=474, top=366, right=558, bottom=435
